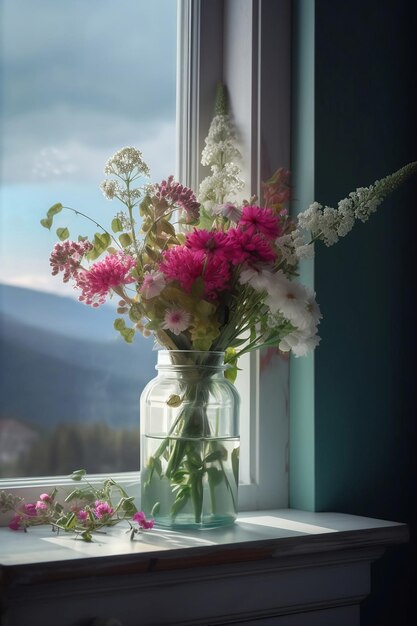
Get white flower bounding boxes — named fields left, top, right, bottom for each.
left=140, top=271, right=166, bottom=299
left=212, top=203, right=242, bottom=222
left=100, top=179, right=119, bottom=200
left=162, top=308, right=191, bottom=335
left=266, top=273, right=311, bottom=328
left=104, top=146, right=150, bottom=178
left=279, top=329, right=321, bottom=357
left=305, top=286, right=322, bottom=327
left=239, top=266, right=276, bottom=293
left=295, top=162, right=417, bottom=246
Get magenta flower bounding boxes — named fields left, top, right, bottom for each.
left=94, top=501, right=114, bottom=519
left=39, top=493, right=52, bottom=503
left=76, top=252, right=136, bottom=307
left=153, top=175, right=200, bottom=222
left=8, top=515, right=22, bottom=531
left=23, top=503, right=38, bottom=517
left=226, top=229, right=277, bottom=265
left=185, top=229, right=239, bottom=263
left=159, top=245, right=230, bottom=299
left=77, top=510, right=89, bottom=522
left=35, top=500, right=48, bottom=511
left=238, top=205, right=281, bottom=239
left=50, top=240, right=93, bottom=283
left=132, top=511, right=154, bottom=530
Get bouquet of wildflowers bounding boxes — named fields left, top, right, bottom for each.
left=42, top=85, right=417, bottom=526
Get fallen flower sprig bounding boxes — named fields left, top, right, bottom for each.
left=0, top=469, right=153, bottom=542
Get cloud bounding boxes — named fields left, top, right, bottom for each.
left=0, top=0, right=177, bottom=184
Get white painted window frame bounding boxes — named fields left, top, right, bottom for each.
left=177, top=0, right=292, bottom=511
left=0, top=0, right=291, bottom=519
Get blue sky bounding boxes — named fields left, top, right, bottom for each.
left=0, top=0, right=177, bottom=296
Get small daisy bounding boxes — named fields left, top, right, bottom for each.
left=162, top=308, right=191, bottom=335
left=140, top=270, right=166, bottom=299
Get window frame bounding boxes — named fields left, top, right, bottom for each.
left=177, top=0, right=292, bottom=511
left=0, top=0, right=292, bottom=520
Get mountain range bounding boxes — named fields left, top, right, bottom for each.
left=0, top=284, right=157, bottom=430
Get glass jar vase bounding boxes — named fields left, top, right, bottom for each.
left=140, top=350, right=240, bottom=529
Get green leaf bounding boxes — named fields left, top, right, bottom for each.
left=64, top=489, right=82, bottom=502
left=56, top=227, right=70, bottom=241
left=231, top=447, right=240, bottom=486
left=121, top=327, right=135, bottom=343
left=151, top=502, right=160, bottom=516
left=206, top=466, right=224, bottom=486
left=128, top=303, right=142, bottom=322
left=47, top=202, right=63, bottom=218
left=81, top=531, right=93, bottom=542
left=190, top=277, right=205, bottom=299
left=94, top=231, right=111, bottom=249
left=204, top=449, right=225, bottom=463
left=65, top=512, right=76, bottom=529
left=119, top=233, right=132, bottom=248
left=166, top=394, right=182, bottom=408
left=40, top=217, right=53, bottom=230
left=114, top=318, right=126, bottom=331
left=171, top=491, right=190, bottom=518
left=70, top=469, right=87, bottom=481
left=111, top=217, right=123, bottom=233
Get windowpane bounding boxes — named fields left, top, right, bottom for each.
left=0, top=0, right=177, bottom=478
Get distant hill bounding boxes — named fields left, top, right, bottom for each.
left=0, top=283, right=157, bottom=430
left=0, top=283, right=130, bottom=341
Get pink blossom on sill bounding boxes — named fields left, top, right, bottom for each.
left=23, top=503, right=37, bottom=517
left=35, top=501, right=48, bottom=511
left=94, top=501, right=114, bottom=519
left=132, top=511, right=154, bottom=530
left=77, top=510, right=89, bottom=522
left=8, top=515, right=22, bottom=531
left=39, top=493, right=52, bottom=503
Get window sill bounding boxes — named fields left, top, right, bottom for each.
left=0, top=509, right=408, bottom=626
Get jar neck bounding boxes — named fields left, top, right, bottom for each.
left=156, top=350, right=226, bottom=374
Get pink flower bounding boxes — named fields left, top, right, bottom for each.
left=140, top=270, right=166, bottom=299
left=226, top=229, right=277, bottom=265
left=76, top=252, right=136, bottom=307
left=9, top=515, right=22, bottom=531
left=39, top=493, right=52, bottom=502
left=35, top=500, right=48, bottom=511
left=77, top=510, right=89, bottom=522
left=185, top=229, right=238, bottom=263
left=238, top=205, right=281, bottom=239
left=159, top=246, right=231, bottom=299
left=93, top=501, right=114, bottom=519
left=153, top=176, right=200, bottom=222
left=133, top=511, right=154, bottom=530
left=162, top=308, right=191, bottom=335
left=50, top=240, right=93, bottom=282
left=23, top=503, right=37, bottom=517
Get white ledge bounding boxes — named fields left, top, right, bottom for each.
left=0, top=509, right=409, bottom=626
left=0, top=508, right=408, bottom=575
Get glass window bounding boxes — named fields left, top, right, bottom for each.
left=0, top=0, right=177, bottom=478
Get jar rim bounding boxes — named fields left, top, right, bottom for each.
left=156, top=350, right=227, bottom=370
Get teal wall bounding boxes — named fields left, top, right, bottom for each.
left=290, top=1, right=417, bottom=624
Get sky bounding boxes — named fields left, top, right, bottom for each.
left=0, top=0, right=177, bottom=297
